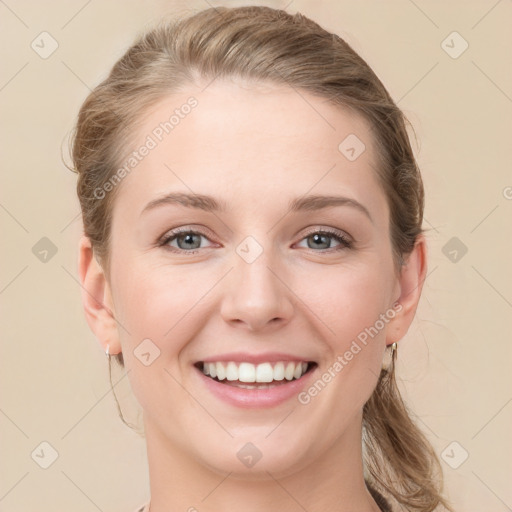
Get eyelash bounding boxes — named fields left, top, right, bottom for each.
left=158, top=227, right=352, bottom=254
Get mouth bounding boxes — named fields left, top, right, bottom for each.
left=194, top=360, right=318, bottom=389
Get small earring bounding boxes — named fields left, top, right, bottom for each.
left=105, top=344, right=110, bottom=358
left=382, top=342, right=397, bottom=372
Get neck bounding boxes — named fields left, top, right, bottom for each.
left=143, top=413, right=382, bottom=512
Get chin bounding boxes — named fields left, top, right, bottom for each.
left=193, top=435, right=313, bottom=481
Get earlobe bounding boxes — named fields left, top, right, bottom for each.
left=386, top=235, right=428, bottom=345
left=78, top=236, right=121, bottom=354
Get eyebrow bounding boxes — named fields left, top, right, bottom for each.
left=141, top=192, right=226, bottom=215
left=140, top=192, right=372, bottom=222
left=288, top=194, right=372, bottom=222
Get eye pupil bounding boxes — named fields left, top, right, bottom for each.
left=309, top=233, right=330, bottom=249
left=178, top=233, right=201, bottom=249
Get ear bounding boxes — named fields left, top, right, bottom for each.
left=386, top=234, right=428, bottom=345
left=78, top=235, right=122, bottom=355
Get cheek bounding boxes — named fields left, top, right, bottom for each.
left=296, top=261, right=392, bottom=346
left=288, top=265, right=391, bottom=444
left=111, top=262, right=210, bottom=419
left=296, top=262, right=390, bottom=397
left=111, top=258, right=213, bottom=351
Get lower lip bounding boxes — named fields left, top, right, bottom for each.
left=195, top=365, right=317, bottom=408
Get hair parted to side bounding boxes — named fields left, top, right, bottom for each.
left=68, top=6, right=453, bottom=511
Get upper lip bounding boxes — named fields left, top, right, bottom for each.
left=197, top=352, right=316, bottom=364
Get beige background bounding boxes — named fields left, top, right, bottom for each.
left=1, top=0, right=511, bottom=510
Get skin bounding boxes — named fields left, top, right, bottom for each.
left=78, top=78, right=427, bottom=512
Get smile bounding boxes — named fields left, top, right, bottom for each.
left=194, top=359, right=318, bottom=406
left=199, top=360, right=312, bottom=384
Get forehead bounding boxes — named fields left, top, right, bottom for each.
left=111, top=78, right=388, bottom=222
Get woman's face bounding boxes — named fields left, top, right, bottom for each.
left=81, top=78, right=422, bottom=478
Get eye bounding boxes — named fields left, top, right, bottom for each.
left=296, top=229, right=352, bottom=251
left=159, top=228, right=214, bottom=253
left=158, top=227, right=352, bottom=254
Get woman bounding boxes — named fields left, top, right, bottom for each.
left=70, top=6, right=453, bottom=512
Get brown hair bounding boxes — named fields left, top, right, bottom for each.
left=68, top=6, right=452, bottom=511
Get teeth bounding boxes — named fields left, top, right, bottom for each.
left=284, top=362, right=295, bottom=380
left=239, top=362, right=256, bottom=383
left=226, top=362, right=238, bottom=381
left=256, top=362, right=273, bottom=382
left=216, top=362, right=226, bottom=380
left=201, top=361, right=310, bottom=383
left=273, top=362, right=285, bottom=380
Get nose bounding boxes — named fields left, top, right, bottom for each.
left=220, top=249, right=294, bottom=332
